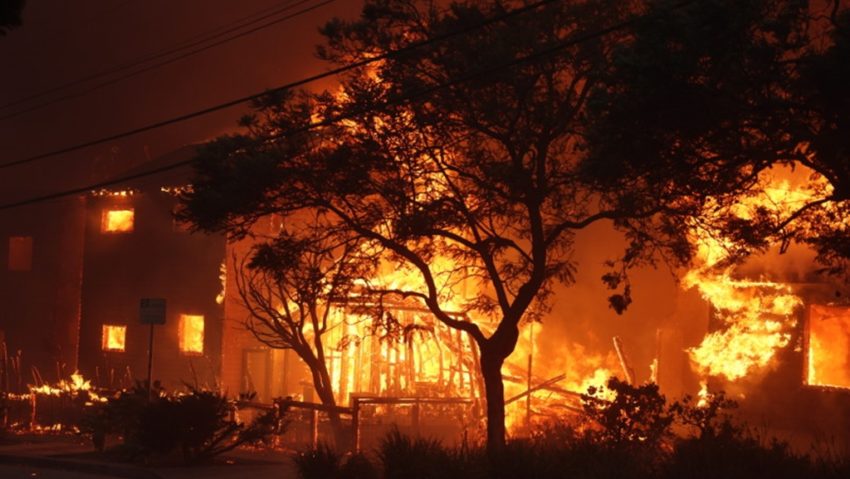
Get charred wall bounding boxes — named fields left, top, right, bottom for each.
left=0, top=197, right=85, bottom=389
left=77, top=191, right=225, bottom=391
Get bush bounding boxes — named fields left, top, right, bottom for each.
left=294, top=445, right=378, bottom=479
left=83, top=385, right=282, bottom=464
left=581, top=378, right=674, bottom=450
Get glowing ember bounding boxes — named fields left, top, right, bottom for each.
left=101, top=324, right=127, bottom=352
left=101, top=209, right=135, bottom=233
left=179, top=314, right=205, bottom=354
left=806, top=304, right=850, bottom=389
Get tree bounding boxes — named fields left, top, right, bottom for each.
left=585, top=0, right=850, bottom=272
left=181, top=0, right=731, bottom=451
left=0, top=0, right=25, bottom=36
left=231, top=219, right=372, bottom=446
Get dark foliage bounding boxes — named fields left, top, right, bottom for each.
left=302, top=418, right=849, bottom=479
left=83, top=385, right=282, bottom=464
left=294, top=444, right=379, bottom=479
left=0, top=0, right=25, bottom=35
left=587, top=0, right=850, bottom=276
left=582, top=377, right=674, bottom=450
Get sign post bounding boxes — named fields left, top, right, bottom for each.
left=139, top=298, right=166, bottom=400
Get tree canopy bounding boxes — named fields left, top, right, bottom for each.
left=180, top=0, right=800, bottom=449
left=0, top=0, right=25, bottom=36
left=586, top=0, right=850, bottom=273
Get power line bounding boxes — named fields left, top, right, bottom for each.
left=0, top=0, right=308, bottom=112
left=0, top=0, right=697, bottom=212
left=0, top=0, right=561, bottom=171
left=0, top=0, right=334, bottom=121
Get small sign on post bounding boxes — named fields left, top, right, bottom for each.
left=140, top=298, right=166, bottom=400
left=140, top=298, right=166, bottom=325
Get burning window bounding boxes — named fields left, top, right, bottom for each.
left=8, top=236, right=33, bottom=271
left=101, top=325, right=127, bottom=352
left=101, top=209, right=134, bottom=233
left=806, top=304, right=850, bottom=389
left=178, top=314, right=204, bottom=355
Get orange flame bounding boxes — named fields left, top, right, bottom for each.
left=806, top=304, right=850, bottom=389
left=684, top=172, right=822, bottom=381
left=101, top=209, right=134, bottom=233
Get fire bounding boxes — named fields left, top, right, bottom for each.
left=29, top=371, right=104, bottom=402
left=502, top=322, right=619, bottom=432
left=683, top=171, right=822, bottom=381
left=696, top=380, right=709, bottom=408
left=178, top=314, right=205, bottom=354
left=685, top=273, right=801, bottom=380
left=806, top=304, right=850, bottom=389
left=101, top=208, right=135, bottom=233
left=101, top=324, right=127, bottom=352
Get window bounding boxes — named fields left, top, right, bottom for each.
left=102, top=325, right=127, bottom=352
left=178, top=314, right=204, bottom=354
left=101, top=209, right=134, bottom=233
left=806, top=304, right=850, bottom=389
left=8, top=236, right=32, bottom=271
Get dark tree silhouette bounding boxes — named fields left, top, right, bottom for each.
left=0, top=0, right=25, bottom=35
left=586, top=0, right=850, bottom=272
left=232, top=220, right=372, bottom=446
left=180, top=0, right=744, bottom=451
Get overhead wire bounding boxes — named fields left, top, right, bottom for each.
left=0, top=0, right=561, bottom=171
left=0, top=0, right=335, bottom=122
left=0, top=0, right=697, bottom=211
left=0, top=0, right=311, bottom=112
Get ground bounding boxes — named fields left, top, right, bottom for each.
left=0, top=433, right=297, bottom=479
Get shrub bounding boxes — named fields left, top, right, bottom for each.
left=83, top=385, right=282, bottom=464
left=295, top=443, right=342, bottom=479
left=581, top=377, right=674, bottom=451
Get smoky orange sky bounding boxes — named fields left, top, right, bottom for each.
left=0, top=0, right=363, bottom=203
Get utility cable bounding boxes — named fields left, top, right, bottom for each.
left=0, top=0, right=308, bottom=112
left=0, top=0, right=334, bottom=122
left=0, top=0, right=697, bottom=211
left=0, top=0, right=561, bottom=171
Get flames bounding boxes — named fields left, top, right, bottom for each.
left=101, top=325, right=127, bottom=352
left=685, top=273, right=801, bottom=380
left=806, top=304, right=850, bottom=389
left=178, top=314, right=205, bottom=354
left=683, top=171, right=826, bottom=381
left=101, top=208, right=135, bottom=233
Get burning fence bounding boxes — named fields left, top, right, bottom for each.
left=2, top=372, right=105, bottom=432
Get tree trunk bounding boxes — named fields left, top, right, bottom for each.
left=479, top=321, right=520, bottom=454
left=309, top=359, right=346, bottom=447
left=480, top=349, right=507, bottom=453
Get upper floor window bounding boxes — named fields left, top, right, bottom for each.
left=101, top=208, right=134, bottom=233
left=8, top=236, right=33, bottom=271
left=178, top=314, right=205, bottom=355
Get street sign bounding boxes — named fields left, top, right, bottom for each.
left=140, top=298, right=166, bottom=325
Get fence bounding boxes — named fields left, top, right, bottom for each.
left=236, top=396, right=477, bottom=452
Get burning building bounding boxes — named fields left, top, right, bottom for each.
left=1, top=151, right=849, bottom=448
left=0, top=199, right=85, bottom=389
left=76, top=146, right=226, bottom=391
